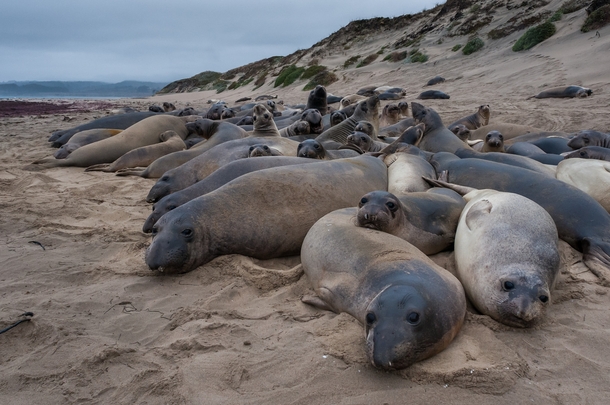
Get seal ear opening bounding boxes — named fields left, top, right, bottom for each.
left=464, top=199, right=493, bottom=231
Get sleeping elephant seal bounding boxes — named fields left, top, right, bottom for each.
left=531, top=85, right=592, bottom=99
left=54, top=128, right=123, bottom=159
left=145, top=155, right=388, bottom=273
left=30, top=115, right=188, bottom=169
left=300, top=208, right=466, bottom=370
left=356, top=189, right=465, bottom=255
left=429, top=153, right=610, bottom=286
left=411, top=102, right=471, bottom=153
left=417, top=90, right=450, bottom=100
left=453, top=188, right=560, bottom=328
left=556, top=159, right=610, bottom=212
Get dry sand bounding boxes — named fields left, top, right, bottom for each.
left=2, top=4, right=610, bottom=404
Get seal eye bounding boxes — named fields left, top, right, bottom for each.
left=161, top=176, right=169, bottom=182
left=264, top=113, right=269, bottom=119
left=253, top=116, right=257, bottom=121
left=168, top=205, right=176, bottom=211
left=365, top=312, right=376, bottom=325
left=407, top=312, right=420, bottom=324
left=151, top=226, right=158, bottom=236
left=503, top=281, right=515, bottom=291
left=263, top=146, right=269, bottom=151
left=314, top=144, right=320, bottom=150
left=539, top=295, right=549, bottom=303
left=249, top=146, right=254, bottom=152
left=580, top=151, right=587, bottom=157
left=499, top=135, right=503, bottom=141
left=181, top=228, right=193, bottom=238
left=386, top=201, right=397, bottom=211
left=360, top=197, right=368, bottom=206
left=583, top=138, right=589, bottom=145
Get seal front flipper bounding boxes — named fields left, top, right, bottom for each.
left=464, top=199, right=493, bottom=231
left=582, top=238, right=610, bottom=287
left=301, top=294, right=335, bottom=312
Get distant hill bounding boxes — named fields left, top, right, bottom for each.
left=0, top=80, right=169, bottom=98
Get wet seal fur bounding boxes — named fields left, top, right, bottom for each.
left=145, top=155, right=388, bottom=273
left=301, top=207, right=466, bottom=370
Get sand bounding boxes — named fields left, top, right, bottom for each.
left=2, top=3, right=610, bottom=404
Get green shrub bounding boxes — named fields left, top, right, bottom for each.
left=512, top=21, right=556, bottom=51
left=301, top=65, right=326, bottom=80
left=560, top=0, right=588, bottom=13
left=274, top=65, right=306, bottom=87
left=548, top=10, right=563, bottom=22
left=582, top=4, right=610, bottom=32
left=253, top=71, right=267, bottom=89
left=462, top=37, right=484, bottom=55
left=343, top=55, right=360, bottom=68
left=303, top=71, right=338, bottom=91
left=212, top=80, right=229, bottom=93
left=451, top=44, right=462, bottom=51
left=356, top=54, right=379, bottom=68
left=383, top=51, right=408, bottom=62
left=409, top=50, right=429, bottom=63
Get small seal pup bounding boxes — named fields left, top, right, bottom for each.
left=473, top=130, right=505, bottom=152
left=356, top=190, right=465, bottom=255
left=301, top=208, right=466, bottom=370
left=440, top=185, right=560, bottom=328
left=448, top=104, right=490, bottom=132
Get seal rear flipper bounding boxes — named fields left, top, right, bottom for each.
left=301, top=295, right=336, bottom=312
left=84, top=163, right=111, bottom=172
left=115, top=168, right=145, bottom=177
left=422, top=177, right=476, bottom=196
left=582, top=238, right=610, bottom=287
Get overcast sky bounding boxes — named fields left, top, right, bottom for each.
left=1, top=1, right=441, bottom=84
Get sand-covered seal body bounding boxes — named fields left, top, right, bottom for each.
left=301, top=208, right=466, bottom=370
left=454, top=189, right=560, bottom=327
left=417, top=90, right=450, bottom=100
left=385, top=147, right=435, bottom=194
left=145, top=155, right=388, bottom=273
left=356, top=190, right=465, bottom=254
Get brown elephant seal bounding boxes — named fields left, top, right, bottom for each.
left=398, top=101, right=409, bottom=117
left=470, top=123, right=544, bottom=141
left=54, top=129, right=123, bottom=159
left=452, top=188, right=560, bottom=328
left=205, top=103, right=227, bottom=120
left=330, top=110, right=348, bottom=127
left=567, top=130, right=610, bottom=149
left=249, top=104, right=281, bottom=137
left=556, top=159, right=610, bottom=212
left=450, top=124, right=471, bottom=141
left=254, top=94, right=277, bottom=101
left=448, top=104, right=490, bottom=132
left=426, top=76, right=445, bottom=86
left=143, top=156, right=320, bottom=233
left=417, top=90, right=450, bottom=100
left=162, top=102, right=176, bottom=112
left=356, top=189, right=465, bottom=255
left=531, top=85, right=592, bottom=99
left=149, top=105, right=164, bottom=113
left=411, top=102, right=470, bottom=153
left=353, top=121, right=376, bottom=137
left=248, top=144, right=283, bottom=157
left=564, top=146, right=610, bottom=161
left=356, top=85, right=378, bottom=96
left=345, top=132, right=386, bottom=153
left=316, top=96, right=380, bottom=147
left=85, top=130, right=186, bottom=172
left=378, top=117, right=417, bottom=139
left=340, top=94, right=367, bottom=108
left=297, top=139, right=360, bottom=160
left=301, top=208, right=466, bottom=370
left=30, top=115, right=188, bottom=169
left=380, top=103, right=402, bottom=127
left=221, top=108, right=237, bottom=119
left=384, top=147, right=436, bottom=194
left=145, top=155, right=388, bottom=273
left=473, top=130, right=505, bottom=152
left=428, top=152, right=610, bottom=286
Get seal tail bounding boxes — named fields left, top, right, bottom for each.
left=115, top=168, right=145, bottom=177
left=423, top=176, right=477, bottom=196
left=582, top=238, right=610, bottom=287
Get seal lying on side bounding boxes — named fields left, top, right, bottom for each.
left=344, top=132, right=386, bottom=152
left=567, top=130, right=610, bottom=149
left=301, top=208, right=466, bottom=370
left=145, top=155, right=388, bottom=273
left=556, top=159, right=610, bottom=212
left=531, top=85, right=592, bottom=99
left=417, top=90, right=450, bottom=100
left=564, top=146, right=610, bottom=161
left=356, top=189, right=465, bottom=255
left=426, top=76, right=445, bottom=86
left=54, top=129, right=123, bottom=159
left=451, top=187, right=560, bottom=328
left=429, top=153, right=610, bottom=286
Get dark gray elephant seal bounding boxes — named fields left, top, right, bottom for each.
left=426, top=76, right=445, bottom=86
left=297, top=139, right=360, bottom=160
left=356, top=189, right=465, bottom=255
left=248, top=144, right=283, bottom=157
left=448, top=104, right=490, bottom=132
left=378, top=117, right=417, bottom=139
left=142, top=156, right=320, bottom=233
left=567, top=130, right=610, bottom=149
left=316, top=96, right=380, bottom=147
left=450, top=124, right=471, bottom=141
left=54, top=129, right=123, bottom=159
left=380, top=103, right=402, bottom=126
left=417, top=90, right=450, bottom=100
left=306, top=85, right=328, bottom=115
left=85, top=130, right=186, bottom=172
left=429, top=153, right=610, bottom=286
left=301, top=208, right=466, bottom=370
left=564, top=146, right=610, bottom=161
left=531, top=85, right=592, bottom=99
left=145, top=155, right=388, bottom=273
left=411, top=102, right=471, bottom=153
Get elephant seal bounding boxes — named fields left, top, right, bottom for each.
left=345, top=132, right=386, bottom=153
left=398, top=101, right=409, bottom=117
left=448, top=105, right=490, bottom=132
left=149, top=105, right=164, bottom=113
left=145, top=155, right=388, bottom=273
left=248, top=144, right=283, bottom=157
left=378, top=92, right=403, bottom=100
left=528, top=137, right=572, bottom=154
left=453, top=188, right=560, bottom=327
left=306, top=85, right=328, bottom=115
left=31, top=115, right=188, bottom=169
left=567, top=130, right=610, bottom=149
left=85, top=130, right=186, bottom=172
left=473, top=131, right=505, bottom=152
left=450, top=124, right=471, bottom=141
left=162, top=102, right=176, bottom=112
left=531, top=85, right=592, bottom=99
left=454, top=149, right=555, bottom=177
left=235, top=97, right=252, bottom=103
left=429, top=153, right=610, bottom=285
left=470, top=123, right=544, bottom=141
left=316, top=96, right=380, bottom=147
left=54, top=129, right=123, bottom=159
left=206, top=103, right=227, bottom=120
left=249, top=104, right=281, bottom=137
left=356, top=189, right=465, bottom=254
left=330, top=110, right=348, bottom=127
left=411, top=102, right=471, bottom=153
left=380, top=103, right=402, bottom=127
left=506, top=143, right=564, bottom=165
left=356, top=85, right=378, bottom=96
left=385, top=147, right=436, bottom=194
left=378, top=117, right=417, bottom=139
left=48, top=111, right=158, bottom=147
left=297, top=139, right=360, bottom=160
left=340, top=94, right=367, bottom=108
left=143, top=156, right=320, bottom=233
left=301, top=208, right=466, bottom=370
left=426, top=76, right=445, bottom=86
left=417, top=90, right=450, bottom=100
left=564, top=146, right=610, bottom=161
left=556, top=159, right=610, bottom=212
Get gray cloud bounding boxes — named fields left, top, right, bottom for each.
left=0, top=0, right=441, bottom=83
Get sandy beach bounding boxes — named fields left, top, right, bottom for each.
left=2, top=2, right=610, bottom=404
